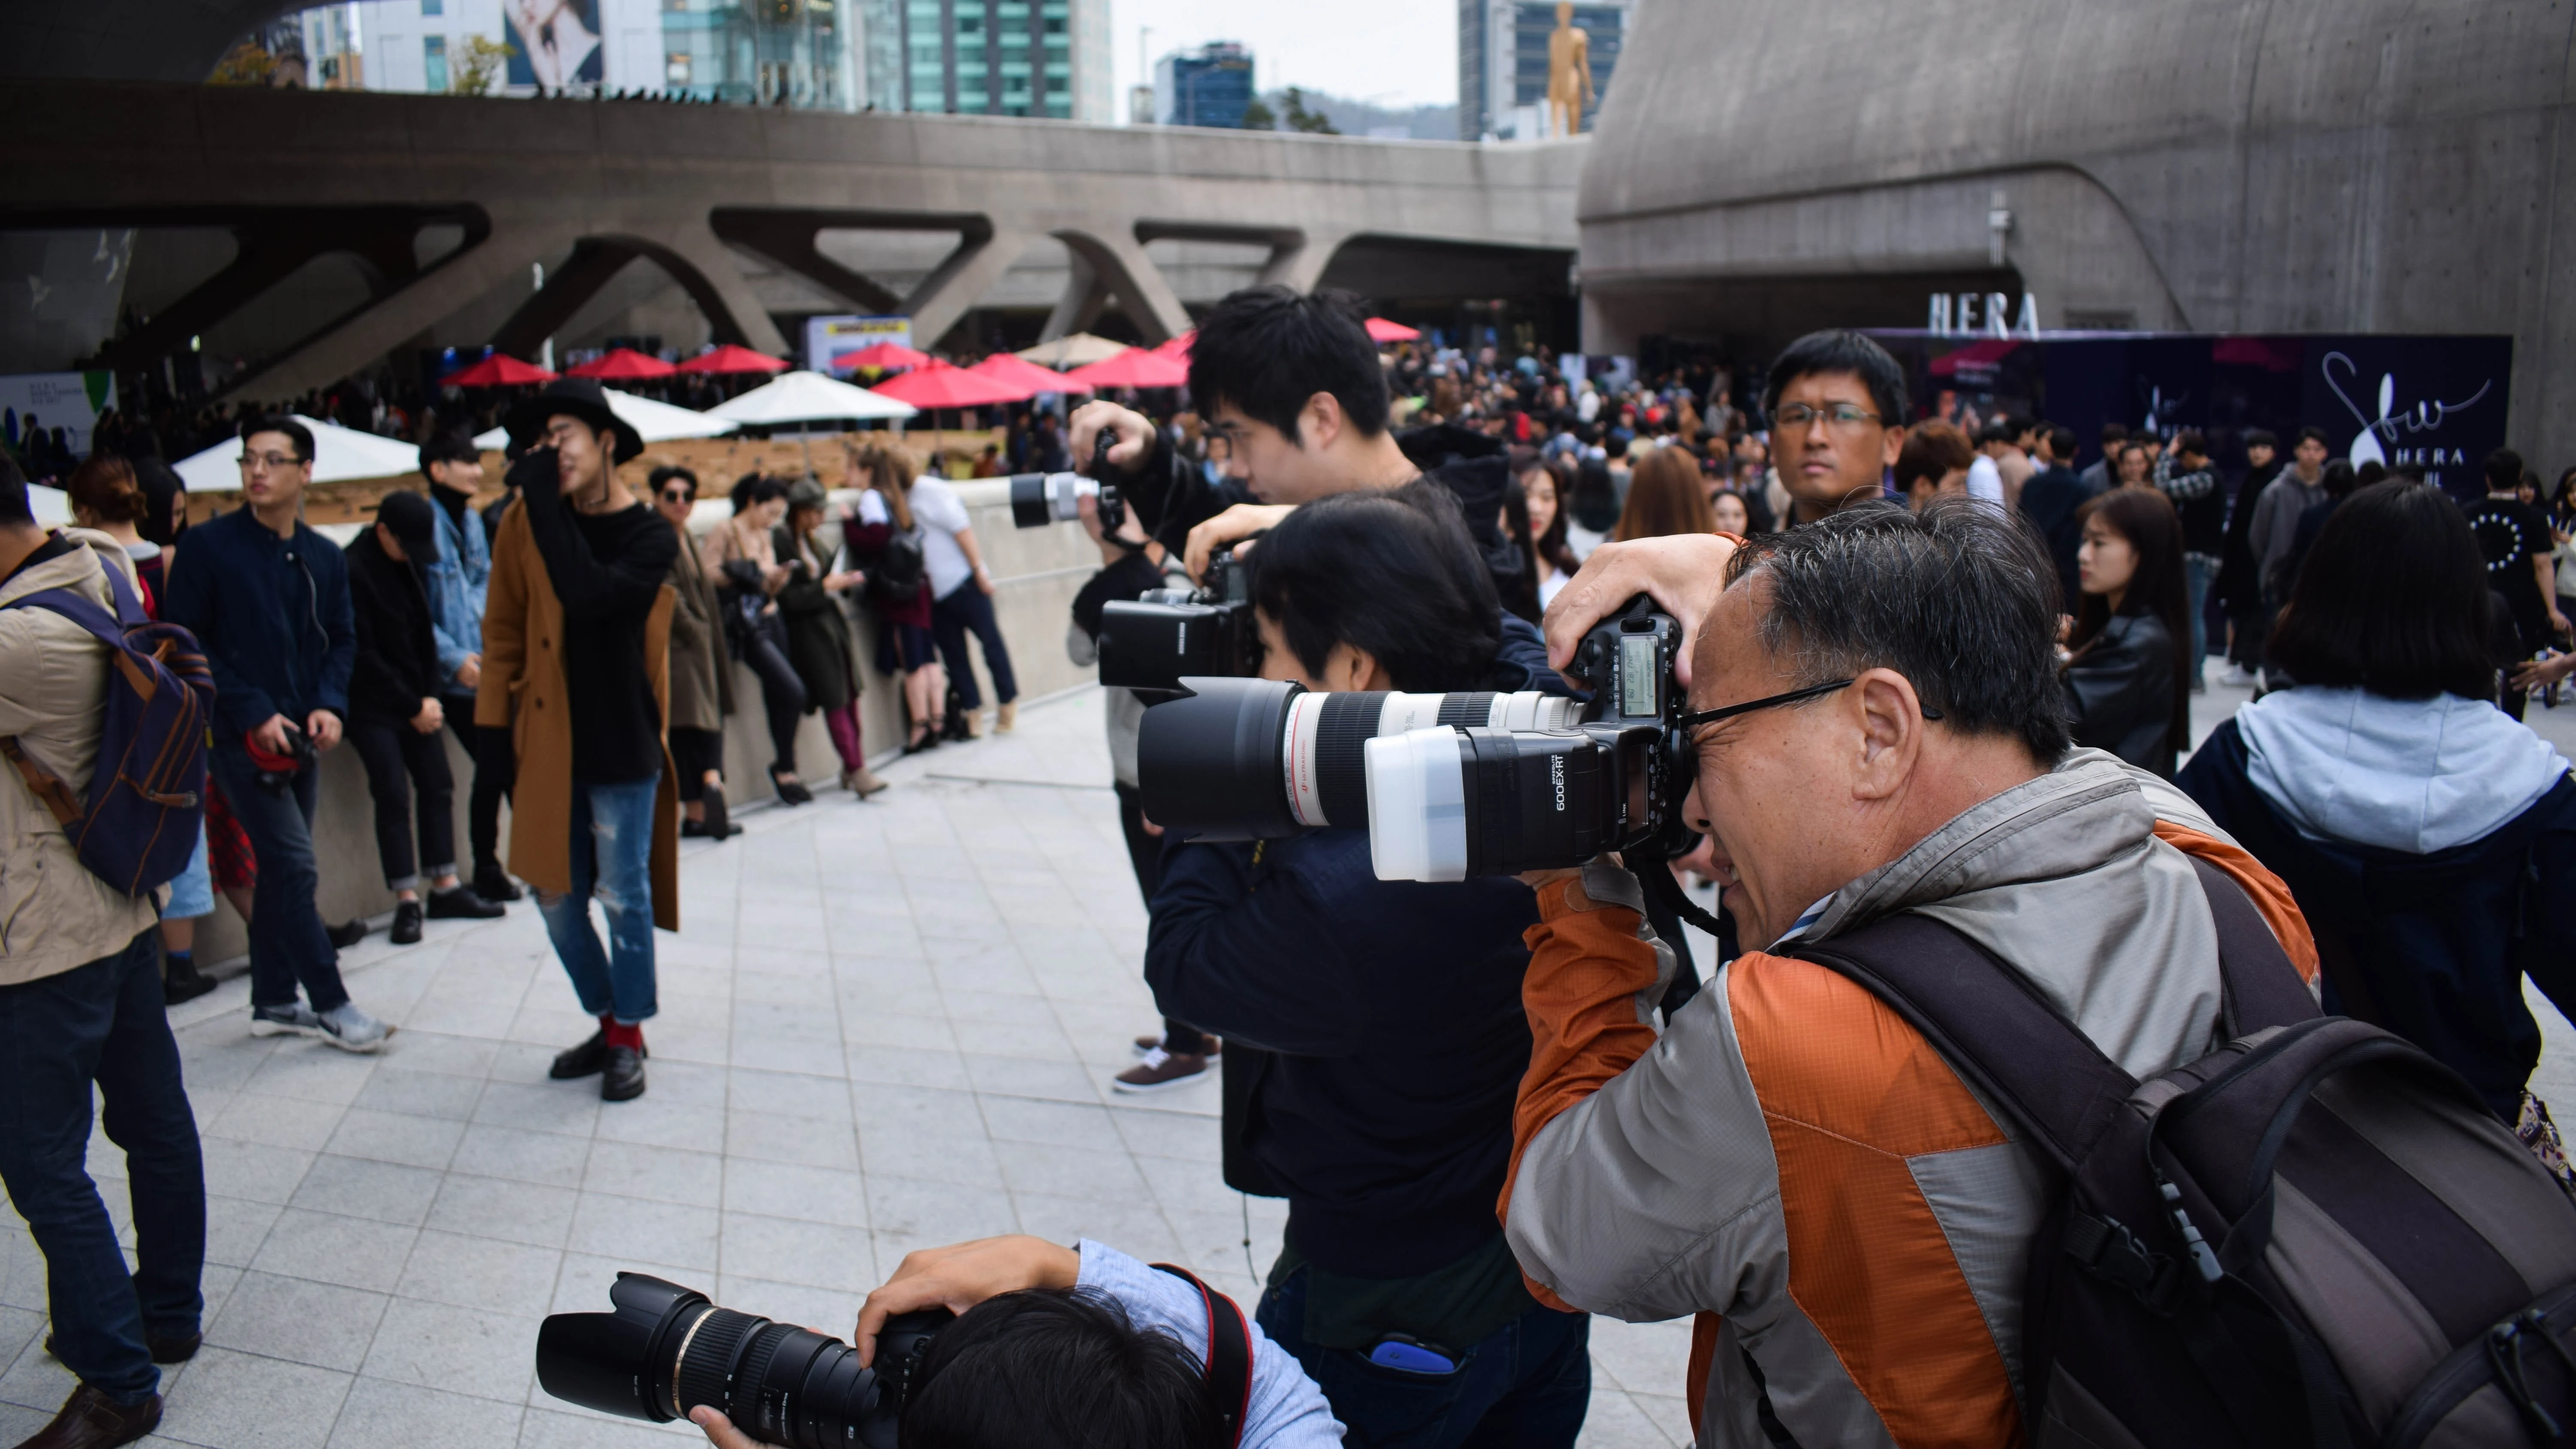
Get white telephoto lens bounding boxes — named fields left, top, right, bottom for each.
left=1364, top=728, right=1470, bottom=882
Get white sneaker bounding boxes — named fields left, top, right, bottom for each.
left=313, top=1001, right=392, bottom=1053
left=2217, top=663, right=2257, bottom=687
left=250, top=1004, right=322, bottom=1039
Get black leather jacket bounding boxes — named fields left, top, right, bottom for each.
left=2063, top=612, right=2178, bottom=776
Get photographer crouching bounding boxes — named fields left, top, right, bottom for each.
left=1143, top=487, right=1592, bottom=1446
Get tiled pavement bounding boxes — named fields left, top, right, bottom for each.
left=6, top=683, right=2571, bottom=1449
left=0, top=689, right=1698, bottom=1449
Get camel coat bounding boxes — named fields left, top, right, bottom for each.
left=476, top=498, right=681, bottom=930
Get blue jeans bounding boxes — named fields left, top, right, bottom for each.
left=1257, top=1263, right=1591, bottom=1449
left=538, top=775, right=661, bottom=1025
left=930, top=582, right=1018, bottom=710
left=207, top=741, right=349, bottom=1013
left=0, top=932, right=205, bottom=1404
left=2183, top=554, right=2216, bottom=684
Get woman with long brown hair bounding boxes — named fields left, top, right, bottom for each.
left=843, top=440, right=948, bottom=753
left=1612, top=445, right=1718, bottom=541
left=2062, top=486, right=2193, bottom=776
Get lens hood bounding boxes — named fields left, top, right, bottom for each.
left=1137, top=677, right=1303, bottom=840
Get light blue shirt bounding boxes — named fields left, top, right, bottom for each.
left=1075, top=1240, right=1344, bottom=1446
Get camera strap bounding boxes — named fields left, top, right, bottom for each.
left=1150, top=1263, right=1253, bottom=1448
left=1635, top=851, right=1729, bottom=940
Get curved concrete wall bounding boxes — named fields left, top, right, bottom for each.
left=189, top=477, right=1104, bottom=965
left=1580, top=0, right=2576, bottom=463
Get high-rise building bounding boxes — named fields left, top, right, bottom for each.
left=1458, top=0, right=1633, bottom=140
left=886, top=0, right=1107, bottom=121
left=1154, top=41, right=1252, bottom=129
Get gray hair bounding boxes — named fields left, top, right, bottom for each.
left=1724, top=498, right=2070, bottom=763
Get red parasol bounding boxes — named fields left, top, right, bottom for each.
left=442, top=353, right=557, bottom=387
left=833, top=340, right=930, bottom=373
left=568, top=347, right=677, bottom=380
left=1063, top=348, right=1190, bottom=391
left=1364, top=318, right=1421, bottom=343
left=867, top=357, right=1033, bottom=409
left=1150, top=331, right=1194, bottom=360
left=675, top=344, right=790, bottom=376
left=968, top=352, right=1094, bottom=396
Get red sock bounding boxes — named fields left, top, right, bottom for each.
left=603, top=1018, right=644, bottom=1051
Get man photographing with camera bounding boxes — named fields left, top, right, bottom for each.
left=1066, top=286, right=1528, bottom=605
left=1505, top=502, right=2318, bottom=1444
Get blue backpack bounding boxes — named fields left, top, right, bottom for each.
left=1, top=558, right=215, bottom=896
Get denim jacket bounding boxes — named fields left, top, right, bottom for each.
left=422, top=489, right=490, bottom=690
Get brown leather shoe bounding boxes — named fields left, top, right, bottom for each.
left=15, top=1384, right=161, bottom=1449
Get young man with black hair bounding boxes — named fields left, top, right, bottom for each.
left=2248, top=425, right=2332, bottom=608
left=0, top=462, right=208, bottom=1449
left=2465, top=447, right=2568, bottom=720
left=2078, top=421, right=2129, bottom=494
left=687, top=1233, right=1341, bottom=1449
left=161, top=417, right=392, bottom=1050
left=2215, top=428, right=2283, bottom=685
left=481, top=379, right=679, bottom=1102
left=2018, top=424, right=2091, bottom=610
left=1144, top=486, right=1592, bottom=1448
left=416, top=429, right=519, bottom=903
left=343, top=491, right=503, bottom=945
left=1752, top=329, right=1909, bottom=529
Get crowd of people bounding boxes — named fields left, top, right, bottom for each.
left=3, top=284, right=2574, bottom=1449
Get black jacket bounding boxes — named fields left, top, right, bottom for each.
left=2214, top=459, right=2284, bottom=611
left=2180, top=723, right=2576, bottom=1119
left=2062, top=612, right=2178, bottom=776
left=1146, top=827, right=1538, bottom=1280
left=343, top=528, right=443, bottom=724
left=2017, top=465, right=2091, bottom=611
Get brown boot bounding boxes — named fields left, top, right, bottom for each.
left=995, top=701, right=1018, bottom=733
left=842, top=766, right=890, bottom=799
left=17, top=1385, right=161, bottom=1449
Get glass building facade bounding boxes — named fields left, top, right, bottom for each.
left=661, top=0, right=858, bottom=109
left=896, top=0, right=1074, bottom=118
left=1458, top=0, right=1630, bottom=140
left=1153, top=42, right=1253, bottom=129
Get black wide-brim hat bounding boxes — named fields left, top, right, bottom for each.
left=501, top=378, right=645, bottom=465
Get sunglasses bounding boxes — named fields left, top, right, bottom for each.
left=661, top=489, right=693, bottom=503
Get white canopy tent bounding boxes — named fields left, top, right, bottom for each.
left=1015, top=333, right=1129, bottom=368
left=472, top=387, right=740, bottom=451
left=705, top=371, right=916, bottom=427
left=172, top=414, right=421, bottom=493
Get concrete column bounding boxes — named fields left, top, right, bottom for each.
left=1040, top=249, right=1111, bottom=341
left=901, top=225, right=1032, bottom=350
left=654, top=219, right=793, bottom=356
left=1051, top=229, right=1189, bottom=345
left=1256, top=228, right=1354, bottom=294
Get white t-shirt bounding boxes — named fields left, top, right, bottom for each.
left=907, top=476, right=975, bottom=598
left=1966, top=454, right=2006, bottom=507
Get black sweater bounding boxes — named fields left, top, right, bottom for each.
left=521, top=486, right=677, bottom=784
left=1145, top=827, right=1538, bottom=1279
left=343, top=529, right=443, bottom=724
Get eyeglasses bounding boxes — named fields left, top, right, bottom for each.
left=1771, top=403, right=1881, bottom=432
left=1679, top=678, right=1944, bottom=736
left=238, top=451, right=307, bottom=473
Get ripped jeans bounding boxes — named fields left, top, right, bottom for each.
left=537, top=773, right=661, bottom=1025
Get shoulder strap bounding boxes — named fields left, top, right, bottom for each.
left=3, top=586, right=133, bottom=653
left=1790, top=858, right=2321, bottom=1174
left=1151, top=1262, right=1253, bottom=1449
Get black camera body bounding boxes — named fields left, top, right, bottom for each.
left=1133, top=595, right=1696, bottom=881
left=254, top=723, right=318, bottom=794
left=535, top=1273, right=950, bottom=1449
left=1095, top=550, right=1256, bottom=696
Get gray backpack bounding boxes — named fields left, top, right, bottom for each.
left=1793, top=858, right=2576, bottom=1447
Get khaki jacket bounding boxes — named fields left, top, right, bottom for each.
left=475, top=500, right=680, bottom=929
left=1503, top=751, right=2321, bottom=1448
left=665, top=519, right=731, bottom=732
left=0, top=530, right=161, bottom=983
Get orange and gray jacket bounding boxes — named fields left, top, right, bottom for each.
left=1500, top=748, right=2320, bottom=1447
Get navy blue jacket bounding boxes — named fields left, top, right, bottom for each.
left=1145, top=828, right=1539, bottom=1280
left=162, top=506, right=356, bottom=738
left=2180, top=718, right=2576, bottom=1118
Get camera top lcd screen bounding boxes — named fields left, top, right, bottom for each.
left=1619, top=633, right=1659, bottom=719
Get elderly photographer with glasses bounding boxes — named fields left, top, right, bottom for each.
left=1507, top=499, right=2318, bottom=1446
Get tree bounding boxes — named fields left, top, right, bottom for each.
left=1281, top=87, right=1338, bottom=135
left=207, top=42, right=276, bottom=86
left=1237, top=95, right=1276, bottom=131
left=453, top=36, right=516, bottom=96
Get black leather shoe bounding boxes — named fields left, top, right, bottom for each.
left=162, top=961, right=219, bottom=1007
left=471, top=865, right=523, bottom=903
left=326, top=918, right=368, bottom=950
left=425, top=885, right=504, bottom=920
left=769, top=765, right=814, bottom=805
left=552, top=1030, right=647, bottom=1080
left=16, top=1384, right=161, bottom=1449
left=601, top=1044, right=647, bottom=1101
left=389, top=901, right=423, bottom=945
left=44, top=1330, right=200, bottom=1364
left=701, top=787, right=735, bottom=839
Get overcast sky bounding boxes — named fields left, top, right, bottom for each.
left=1109, top=0, right=1459, bottom=116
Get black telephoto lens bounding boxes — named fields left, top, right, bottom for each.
left=535, top=1273, right=951, bottom=1449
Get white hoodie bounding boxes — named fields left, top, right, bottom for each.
left=2237, top=687, right=2571, bottom=854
